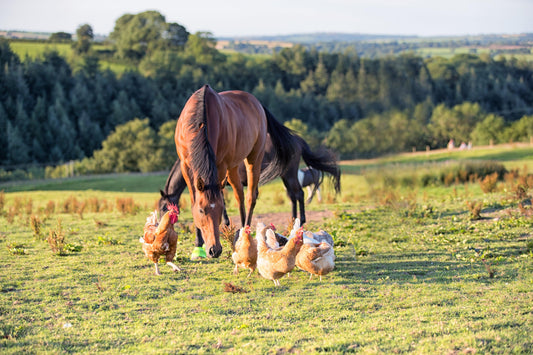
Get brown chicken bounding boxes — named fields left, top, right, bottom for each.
left=231, top=225, right=257, bottom=277
left=295, top=240, right=335, bottom=281
left=140, top=203, right=181, bottom=275
left=256, top=222, right=304, bottom=286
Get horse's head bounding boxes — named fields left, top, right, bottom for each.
left=192, top=177, right=224, bottom=258
left=158, top=190, right=180, bottom=218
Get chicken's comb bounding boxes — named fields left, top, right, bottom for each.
left=167, top=203, right=180, bottom=214
left=269, top=223, right=276, bottom=230
left=244, top=225, right=252, bottom=234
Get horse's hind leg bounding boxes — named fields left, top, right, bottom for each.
left=282, top=176, right=306, bottom=225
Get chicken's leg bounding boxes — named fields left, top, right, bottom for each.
left=167, top=262, right=181, bottom=272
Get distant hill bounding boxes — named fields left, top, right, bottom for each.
left=0, top=30, right=107, bottom=42
left=3, top=29, right=532, bottom=59
left=218, top=32, right=418, bottom=43
left=0, top=30, right=50, bottom=40
left=216, top=32, right=533, bottom=58
left=218, top=32, right=533, bottom=44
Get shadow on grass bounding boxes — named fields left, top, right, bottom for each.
left=333, top=250, right=502, bottom=285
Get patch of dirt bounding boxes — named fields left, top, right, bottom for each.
left=228, top=209, right=335, bottom=229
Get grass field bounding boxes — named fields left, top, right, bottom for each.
left=1, top=146, right=532, bottom=353
left=7, top=41, right=133, bottom=74
left=8, top=41, right=72, bottom=59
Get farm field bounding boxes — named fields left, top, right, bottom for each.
left=413, top=47, right=533, bottom=61
left=8, top=41, right=73, bottom=59
left=1, top=146, right=532, bottom=353
left=7, top=41, right=133, bottom=74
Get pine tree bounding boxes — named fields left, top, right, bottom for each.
left=6, top=121, right=30, bottom=165
left=0, top=103, right=8, bottom=163
left=77, top=111, right=103, bottom=156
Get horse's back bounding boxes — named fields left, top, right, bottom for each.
left=205, top=88, right=268, bottom=167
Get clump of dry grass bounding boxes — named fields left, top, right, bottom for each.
left=47, top=218, right=65, bottom=255
left=44, top=200, right=56, bottom=218
left=24, top=198, right=33, bottom=215
left=30, top=215, right=45, bottom=241
left=6, top=206, right=17, bottom=224
left=479, top=172, right=499, bottom=193
left=116, top=197, right=139, bottom=215
left=61, top=195, right=79, bottom=213
left=505, top=166, right=533, bottom=201
left=221, top=222, right=238, bottom=252
left=466, top=200, right=483, bottom=220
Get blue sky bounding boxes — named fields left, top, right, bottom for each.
left=1, top=0, right=532, bottom=37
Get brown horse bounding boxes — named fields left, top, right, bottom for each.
left=174, top=85, right=296, bottom=258
left=159, top=135, right=341, bottom=250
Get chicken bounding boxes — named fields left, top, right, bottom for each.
left=232, top=225, right=257, bottom=277
left=140, top=203, right=181, bottom=275
left=288, top=218, right=301, bottom=240
left=295, top=240, right=335, bottom=281
left=264, top=223, right=287, bottom=250
left=256, top=222, right=304, bottom=286
left=303, top=230, right=334, bottom=247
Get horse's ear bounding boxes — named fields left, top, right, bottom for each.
left=197, top=177, right=205, bottom=192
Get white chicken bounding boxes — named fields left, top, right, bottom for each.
left=303, top=230, right=334, bottom=247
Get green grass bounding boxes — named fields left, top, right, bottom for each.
left=1, top=148, right=532, bottom=353
left=340, top=144, right=533, bottom=174
left=0, top=173, right=168, bottom=193
left=9, top=41, right=72, bottom=59
left=8, top=41, right=134, bottom=74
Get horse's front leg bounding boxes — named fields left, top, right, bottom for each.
left=182, top=162, right=206, bottom=258
left=194, top=228, right=204, bottom=247
left=298, top=195, right=306, bottom=225
left=244, top=162, right=262, bottom=227
left=222, top=199, right=230, bottom=226
left=227, top=167, right=246, bottom=227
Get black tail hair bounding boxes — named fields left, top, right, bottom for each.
left=297, top=135, right=341, bottom=195
left=259, top=106, right=297, bottom=185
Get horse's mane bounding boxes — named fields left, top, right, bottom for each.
left=187, top=85, right=220, bottom=200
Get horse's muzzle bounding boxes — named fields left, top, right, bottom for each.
left=208, top=245, right=222, bottom=258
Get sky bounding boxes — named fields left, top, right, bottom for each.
left=1, top=0, right=532, bottom=38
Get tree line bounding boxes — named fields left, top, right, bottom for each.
left=1, top=10, right=533, bottom=178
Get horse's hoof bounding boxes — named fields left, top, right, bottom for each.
left=190, top=246, right=207, bottom=261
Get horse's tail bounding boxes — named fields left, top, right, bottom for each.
left=260, top=106, right=297, bottom=185
left=297, top=135, right=341, bottom=196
